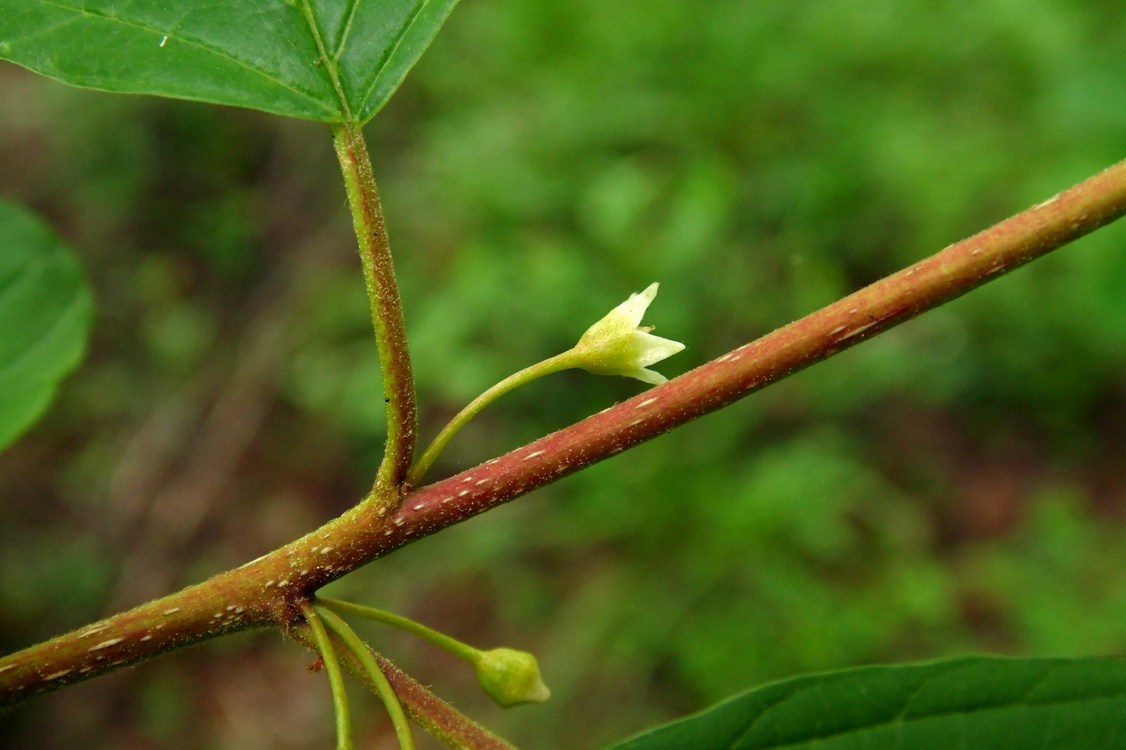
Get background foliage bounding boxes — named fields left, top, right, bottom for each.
left=2, top=0, right=1126, bottom=747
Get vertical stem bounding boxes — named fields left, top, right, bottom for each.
left=332, top=122, right=417, bottom=490
left=317, top=608, right=416, bottom=750
left=290, top=626, right=518, bottom=750
left=299, top=601, right=354, bottom=750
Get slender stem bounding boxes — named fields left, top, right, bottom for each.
left=333, top=121, right=418, bottom=490
left=290, top=626, right=519, bottom=750
left=318, top=607, right=415, bottom=750
left=407, top=352, right=576, bottom=486
left=299, top=601, right=354, bottom=750
left=318, top=597, right=479, bottom=661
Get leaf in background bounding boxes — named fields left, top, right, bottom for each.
left=607, top=656, right=1126, bottom=750
left=0, top=0, right=459, bottom=123
left=0, top=201, right=93, bottom=453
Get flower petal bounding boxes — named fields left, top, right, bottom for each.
left=567, top=282, right=685, bottom=385
left=630, top=367, right=668, bottom=386
left=615, top=282, right=660, bottom=327
left=630, top=332, right=686, bottom=367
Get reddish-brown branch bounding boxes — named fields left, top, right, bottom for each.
left=378, top=157, right=1126, bottom=552
left=3, top=157, right=1126, bottom=708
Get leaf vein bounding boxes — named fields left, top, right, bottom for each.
left=333, top=0, right=363, bottom=61
left=296, top=0, right=352, bottom=120
left=32, top=0, right=335, bottom=116
left=357, top=0, right=428, bottom=114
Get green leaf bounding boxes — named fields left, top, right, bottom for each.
left=607, top=656, right=1126, bottom=750
left=0, top=201, right=93, bottom=453
left=0, top=0, right=459, bottom=123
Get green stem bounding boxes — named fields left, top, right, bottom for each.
left=289, top=625, right=519, bottom=750
left=332, top=122, right=418, bottom=491
left=318, top=607, right=416, bottom=750
left=407, top=351, right=577, bottom=486
left=299, top=601, right=354, bottom=750
left=318, top=597, right=479, bottom=662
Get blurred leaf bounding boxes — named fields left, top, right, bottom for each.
left=0, top=0, right=459, bottom=122
left=0, top=200, right=92, bottom=452
left=608, top=656, right=1126, bottom=750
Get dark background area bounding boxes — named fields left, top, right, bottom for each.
left=3, top=0, right=1126, bottom=747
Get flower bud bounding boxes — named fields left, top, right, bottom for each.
left=474, top=647, right=551, bottom=708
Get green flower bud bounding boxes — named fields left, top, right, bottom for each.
left=568, top=282, right=685, bottom=385
left=474, top=647, right=551, bottom=708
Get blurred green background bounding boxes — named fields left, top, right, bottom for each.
left=3, top=0, right=1126, bottom=747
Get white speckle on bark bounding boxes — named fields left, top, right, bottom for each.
left=79, top=624, right=111, bottom=638
left=839, top=321, right=879, bottom=342
left=523, top=449, right=546, bottom=460
left=88, top=638, right=124, bottom=652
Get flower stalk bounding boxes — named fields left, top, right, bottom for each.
left=317, top=606, right=415, bottom=750
left=406, top=283, right=684, bottom=485
left=299, top=601, right=354, bottom=750
left=289, top=624, right=519, bottom=750
left=318, top=598, right=550, bottom=708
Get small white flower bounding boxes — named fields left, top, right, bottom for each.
left=567, top=283, right=685, bottom=385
